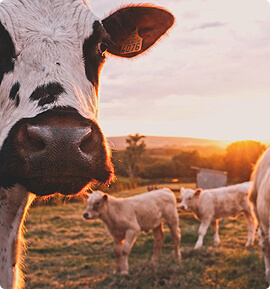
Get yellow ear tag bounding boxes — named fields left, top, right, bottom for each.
left=120, top=29, right=143, bottom=55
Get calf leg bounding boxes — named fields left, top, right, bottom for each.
left=195, top=218, right=211, bottom=249
left=210, top=219, right=220, bottom=246
left=120, top=229, right=138, bottom=275
left=243, top=211, right=256, bottom=247
left=114, top=240, right=123, bottom=274
left=151, top=224, right=165, bottom=263
left=167, top=223, right=181, bottom=262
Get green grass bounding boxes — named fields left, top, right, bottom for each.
left=22, top=185, right=267, bottom=289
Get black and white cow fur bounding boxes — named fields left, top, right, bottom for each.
left=0, top=1, right=174, bottom=288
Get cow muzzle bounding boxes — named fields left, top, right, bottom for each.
left=178, top=205, right=187, bottom=211
left=0, top=108, right=114, bottom=196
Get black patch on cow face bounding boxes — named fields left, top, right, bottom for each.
left=0, top=22, right=15, bottom=85
left=9, top=82, right=20, bottom=107
left=29, top=82, right=65, bottom=106
left=83, top=21, right=110, bottom=92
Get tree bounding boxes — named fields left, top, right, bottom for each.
left=225, top=140, right=266, bottom=182
left=142, top=160, right=175, bottom=179
left=124, top=133, right=146, bottom=178
left=172, top=150, right=201, bottom=178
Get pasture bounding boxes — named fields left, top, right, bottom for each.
left=23, top=185, right=267, bottom=289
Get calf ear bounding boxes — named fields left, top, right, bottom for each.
left=194, top=189, right=202, bottom=198
left=102, top=6, right=174, bottom=58
left=103, top=194, right=109, bottom=202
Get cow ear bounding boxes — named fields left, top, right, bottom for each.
left=103, top=194, right=109, bottom=202
left=194, top=189, right=202, bottom=198
left=102, top=6, right=174, bottom=58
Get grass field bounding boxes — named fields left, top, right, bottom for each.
left=22, top=185, right=268, bottom=289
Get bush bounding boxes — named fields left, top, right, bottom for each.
left=95, top=176, right=141, bottom=194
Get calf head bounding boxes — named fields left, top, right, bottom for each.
left=0, top=0, right=174, bottom=196
left=83, top=190, right=108, bottom=219
left=179, top=188, right=202, bottom=211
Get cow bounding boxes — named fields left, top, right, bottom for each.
left=83, top=189, right=181, bottom=275
left=249, top=148, right=270, bottom=284
left=0, top=1, right=174, bottom=288
left=178, top=182, right=256, bottom=249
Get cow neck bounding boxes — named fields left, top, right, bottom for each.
left=192, top=198, right=200, bottom=215
left=0, top=185, right=34, bottom=289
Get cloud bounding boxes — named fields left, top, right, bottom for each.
left=189, top=22, right=227, bottom=31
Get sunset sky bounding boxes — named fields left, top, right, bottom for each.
left=90, top=0, right=270, bottom=141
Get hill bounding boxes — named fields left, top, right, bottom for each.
left=107, top=135, right=232, bottom=151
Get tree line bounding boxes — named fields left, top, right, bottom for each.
left=112, top=134, right=267, bottom=183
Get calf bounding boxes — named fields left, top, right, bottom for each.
left=0, top=1, right=174, bottom=288
left=179, top=182, right=256, bottom=249
left=83, top=189, right=181, bottom=275
left=249, top=148, right=270, bottom=284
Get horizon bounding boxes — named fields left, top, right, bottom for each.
left=104, top=131, right=270, bottom=143
left=106, top=134, right=270, bottom=146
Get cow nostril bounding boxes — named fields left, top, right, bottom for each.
left=26, top=125, right=46, bottom=151
left=79, top=128, right=93, bottom=154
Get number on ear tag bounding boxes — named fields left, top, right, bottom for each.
left=120, top=28, right=143, bottom=54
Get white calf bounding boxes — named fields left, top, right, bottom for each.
left=179, top=182, right=256, bottom=249
left=83, top=189, right=181, bottom=275
left=249, top=148, right=270, bottom=284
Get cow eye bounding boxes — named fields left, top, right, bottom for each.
left=98, top=42, right=108, bottom=56
left=95, top=201, right=100, bottom=206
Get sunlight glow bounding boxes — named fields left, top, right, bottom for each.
left=100, top=94, right=270, bottom=142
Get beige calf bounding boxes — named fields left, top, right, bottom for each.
left=83, top=188, right=181, bottom=275
left=179, top=182, right=256, bottom=249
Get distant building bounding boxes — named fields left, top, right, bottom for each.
left=191, top=167, right=227, bottom=189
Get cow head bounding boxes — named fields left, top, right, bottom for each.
left=0, top=0, right=174, bottom=196
left=83, top=190, right=108, bottom=220
left=179, top=188, right=201, bottom=211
